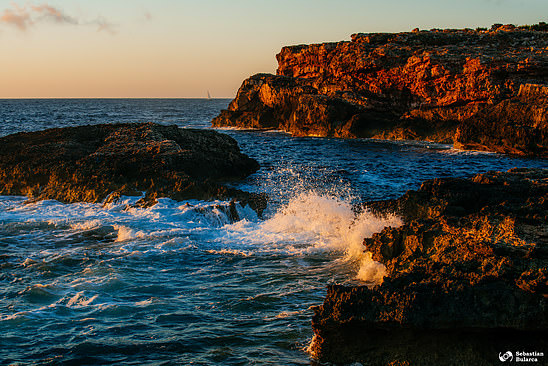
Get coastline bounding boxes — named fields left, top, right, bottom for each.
left=0, top=99, right=547, bottom=364
left=212, top=24, right=548, bottom=158
left=310, top=168, right=548, bottom=365
left=2, top=0, right=548, bottom=361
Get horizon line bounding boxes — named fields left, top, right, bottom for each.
left=0, top=97, right=234, bottom=100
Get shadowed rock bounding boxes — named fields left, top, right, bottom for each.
left=213, top=25, right=548, bottom=157
left=310, top=168, right=548, bottom=365
left=0, top=123, right=266, bottom=213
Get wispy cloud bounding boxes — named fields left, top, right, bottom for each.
left=94, top=17, right=117, bottom=35
left=0, top=5, right=33, bottom=31
left=0, top=2, right=116, bottom=34
left=30, top=4, right=78, bottom=25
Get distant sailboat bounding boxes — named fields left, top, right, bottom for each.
left=207, top=90, right=213, bottom=101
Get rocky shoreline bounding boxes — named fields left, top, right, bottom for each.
left=0, top=123, right=266, bottom=213
left=310, top=168, right=548, bottom=365
left=213, top=24, right=548, bottom=157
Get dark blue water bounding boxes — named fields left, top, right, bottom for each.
left=1, top=99, right=547, bottom=365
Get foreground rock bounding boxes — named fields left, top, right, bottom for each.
left=213, top=24, right=548, bottom=157
left=0, top=123, right=265, bottom=213
left=310, top=168, right=548, bottom=365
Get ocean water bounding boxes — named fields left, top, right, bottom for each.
left=1, top=99, right=547, bottom=365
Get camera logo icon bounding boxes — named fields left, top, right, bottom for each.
left=499, top=351, right=513, bottom=362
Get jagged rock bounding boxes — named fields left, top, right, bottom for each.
left=213, top=25, right=548, bottom=157
left=310, top=168, right=548, bottom=365
left=454, top=84, right=548, bottom=156
left=0, top=123, right=266, bottom=213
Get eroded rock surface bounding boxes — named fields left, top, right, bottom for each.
left=310, top=168, right=548, bottom=365
left=0, top=123, right=265, bottom=212
left=213, top=25, right=548, bottom=157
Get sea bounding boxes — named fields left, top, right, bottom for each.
left=1, top=99, right=547, bottom=365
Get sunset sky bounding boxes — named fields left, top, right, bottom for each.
left=1, top=0, right=546, bottom=98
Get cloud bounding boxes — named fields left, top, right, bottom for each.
left=94, top=17, right=117, bottom=35
left=0, top=6, right=33, bottom=31
left=0, top=3, right=116, bottom=34
left=30, top=4, right=78, bottom=25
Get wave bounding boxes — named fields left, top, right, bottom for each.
left=214, top=191, right=401, bottom=283
left=0, top=189, right=399, bottom=284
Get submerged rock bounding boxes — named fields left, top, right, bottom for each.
left=0, top=123, right=266, bottom=213
left=310, top=168, right=548, bottom=365
left=213, top=25, right=548, bottom=157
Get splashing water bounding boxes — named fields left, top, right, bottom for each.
left=0, top=189, right=400, bottom=364
left=2, top=99, right=547, bottom=365
left=215, top=191, right=401, bottom=283
left=267, top=192, right=401, bottom=283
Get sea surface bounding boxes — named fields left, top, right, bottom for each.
left=1, top=99, right=547, bottom=365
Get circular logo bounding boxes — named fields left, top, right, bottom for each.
left=499, top=351, right=513, bottom=362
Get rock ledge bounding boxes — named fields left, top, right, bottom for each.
left=0, top=123, right=265, bottom=212
left=310, top=168, right=548, bottom=365
left=213, top=25, right=548, bottom=157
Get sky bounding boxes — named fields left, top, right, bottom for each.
left=0, top=0, right=546, bottom=98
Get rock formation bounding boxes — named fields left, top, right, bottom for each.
left=213, top=24, right=548, bottom=157
left=0, top=123, right=266, bottom=213
left=310, top=168, right=548, bottom=365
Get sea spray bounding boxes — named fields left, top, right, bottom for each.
left=252, top=162, right=356, bottom=216
left=346, top=210, right=401, bottom=283
left=218, top=191, right=401, bottom=283
left=1, top=190, right=400, bottom=282
left=0, top=174, right=402, bottom=364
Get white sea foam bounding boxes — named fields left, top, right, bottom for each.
left=135, top=298, right=156, bottom=306
left=444, top=146, right=497, bottom=155
left=0, top=190, right=399, bottom=284
left=66, top=291, right=98, bottom=307
left=273, top=310, right=303, bottom=319
left=21, top=258, right=37, bottom=267
left=113, top=225, right=145, bottom=242
left=205, top=248, right=251, bottom=256
left=215, top=191, right=401, bottom=283
left=70, top=220, right=102, bottom=231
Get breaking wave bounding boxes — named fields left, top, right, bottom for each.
left=0, top=188, right=399, bottom=288
left=218, top=191, right=400, bottom=283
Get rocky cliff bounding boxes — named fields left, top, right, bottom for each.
left=213, top=24, right=548, bottom=157
left=0, top=123, right=265, bottom=213
left=310, top=168, right=548, bottom=365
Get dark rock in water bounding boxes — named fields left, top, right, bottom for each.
left=0, top=123, right=266, bottom=214
left=213, top=25, right=548, bottom=157
left=310, top=168, right=548, bottom=365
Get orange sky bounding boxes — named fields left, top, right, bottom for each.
left=1, top=0, right=546, bottom=98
